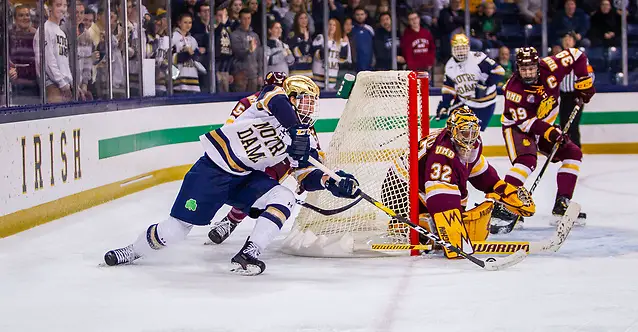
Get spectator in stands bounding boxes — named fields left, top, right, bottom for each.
left=287, top=12, right=314, bottom=76
left=496, top=45, right=514, bottom=86
left=125, top=0, right=144, bottom=96
left=552, top=0, right=591, bottom=48
left=401, top=11, right=435, bottom=72
left=518, top=0, right=543, bottom=24
left=214, top=6, right=233, bottom=92
left=344, top=0, right=375, bottom=26
left=552, top=32, right=576, bottom=55
left=266, top=0, right=284, bottom=27
left=283, top=0, right=315, bottom=36
left=589, top=0, right=621, bottom=47
left=374, top=12, right=405, bottom=70
left=311, top=18, right=350, bottom=89
left=341, top=17, right=357, bottom=73
left=312, top=0, right=344, bottom=36
left=173, top=0, right=200, bottom=27
left=272, top=0, right=289, bottom=18
left=407, top=0, right=444, bottom=27
left=9, top=4, right=39, bottom=105
left=62, top=1, right=94, bottom=101
left=472, top=1, right=502, bottom=50
left=351, top=7, right=374, bottom=71
left=84, top=8, right=96, bottom=28
left=613, top=0, right=638, bottom=23
left=265, top=21, right=295, bottom=75
left=34, top=0, right=73, bottom=103
left=192, top=2, right=212, bottom=92
left=231, top=8, right=263, bottom=91
left=438, top=0, right=466, bottom=59
left=149, top=9, right=171, bottom=96
left=172, top=12, right=204, bottom=93
left=227, top=0, right=243, bottom=31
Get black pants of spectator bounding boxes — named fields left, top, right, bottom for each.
left=559, top=92, right=584, bottom=148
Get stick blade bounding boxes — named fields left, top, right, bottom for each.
left=529, top=202, right=580, bottom=253
left=483, top=249, right=528, bottom=271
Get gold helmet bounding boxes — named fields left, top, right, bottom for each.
left=283, top=75, right=320, bottom=125
left=446, top=106, right=480, bottom=158
left=451, top=34, right=470, bottom=62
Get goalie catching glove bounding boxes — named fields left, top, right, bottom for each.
left=324, top=170, right=360, bottom=198
left=486, top=180, right=536, bottom=217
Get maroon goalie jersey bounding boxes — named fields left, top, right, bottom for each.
left=393, top=129, right=500, bottom=215
left=501, top=48, right=591, bottom=134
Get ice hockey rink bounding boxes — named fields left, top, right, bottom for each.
left=2, top=155, right=638, bottom=332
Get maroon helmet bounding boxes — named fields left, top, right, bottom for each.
left=265, top=72, right=287, bottom=87
left=516, top=47, right=540, bottom=85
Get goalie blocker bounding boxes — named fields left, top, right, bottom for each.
left=385, top=106, right=535, bottom=258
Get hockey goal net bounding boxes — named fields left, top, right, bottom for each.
left=281, top=71, right=430, bottom=257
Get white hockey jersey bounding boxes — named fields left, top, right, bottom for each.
left=200, top=85, right=318, bottom=176
left=441, top=51, right=504, bottom=109
left=34, top=20, right=72, bottom=88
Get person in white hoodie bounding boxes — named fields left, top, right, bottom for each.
left=34, top=0, right=73, bottom=103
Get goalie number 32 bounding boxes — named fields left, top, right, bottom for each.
left=431, top=163, right=452, bottom=182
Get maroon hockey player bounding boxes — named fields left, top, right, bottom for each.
left=495, top=46, right=595, bottom=227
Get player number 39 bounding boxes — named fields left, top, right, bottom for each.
left=509, top=107, right=528, bottom=121
left=431, top=163, right=452, bottom=182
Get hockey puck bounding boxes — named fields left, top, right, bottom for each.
left=486, top=257, right=496, bottom=263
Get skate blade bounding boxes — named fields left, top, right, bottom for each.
left=230, top=262, right=263, bottom=276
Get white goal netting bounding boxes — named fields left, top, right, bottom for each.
left=282, top=71, right=428, bottom=257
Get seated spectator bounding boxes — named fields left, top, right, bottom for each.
left=287, top=12, right=314, bottom=76
left=401, top=11, right=435, bottom=71
left=283, top=0, right=315, bottom=36
left=438, top=0, right=466, bottom=59
left=266, top=21, right=295, bottom=75
left=227, top=0, right=243, bottom=31
left=9, top=4, right=39, bottom=105
left=496, top=45, right=514, bottom=86
left=311, top=18, right=350, bottom=89
left=518, top=0, right=543, bottom=24
left=172, top=13, right=204, bottom=94
left=552, top=0, right=591, bottom=48
left=312, top=0, right=344, bottom=36
left=230, top=8, right=263, bottom=91
left=374, top=12, right=405, bottom=70
left=552, top=32, right=576, bottom=55
left=214, top=6, right=234, bottom=92
left=589, top=0, right=621, bottom=47
left=613, top=0, right=638, bottom=23
left=472, top=2, right=502, bottom=50
left=407, top=0, right=444, bottom=27
left=460, top=0, right=483, bottom=14
left=351, top=7, right=374, bottom=71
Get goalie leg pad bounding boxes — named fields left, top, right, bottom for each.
left=432, top=209, right=474, bottom=258
left=462, top=201, right=493, bottom=242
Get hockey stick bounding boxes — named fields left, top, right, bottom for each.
left=371, top=202, right=579, bottom=255
left=295, top=197, right=363, bottom=216
left=307, top=156, right=527, bottom=271
left=491, top=102, right=583, bottom=235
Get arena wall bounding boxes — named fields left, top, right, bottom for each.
left=1, top=92, right=637, bottom=237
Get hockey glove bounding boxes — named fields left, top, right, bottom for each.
left=435, top=101, right=450, bottom=120
left=574, top=76, right=595, bottom=104
left=287, top=124, right=311, bottom=163
left=474, top=83, right=488, bottom=100
left=543, top=125, right=567, bottom=145
left=325, top=170, right=361, bottom=199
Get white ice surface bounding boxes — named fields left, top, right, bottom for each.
left=2, top=155, right=638, bottom=332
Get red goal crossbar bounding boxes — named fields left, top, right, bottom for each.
left=407, top=72, right=430, bottom=256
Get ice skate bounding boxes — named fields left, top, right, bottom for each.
left=104, top=245, right=140, bottom=266
left=230, top=239, right=266, bottom=276
left=207, top=217, right=238, bottom=244
left=550, top=196, right=586, bottom=226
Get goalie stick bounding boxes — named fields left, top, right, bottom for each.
left=308, top=156, right=527, bottom=271
left=491, top=102, right=583, bottom=234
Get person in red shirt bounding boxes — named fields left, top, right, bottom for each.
left=400, top=11, right=436, bottom=71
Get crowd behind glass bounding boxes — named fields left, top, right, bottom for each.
left=1, top=0, right=637, bottom=107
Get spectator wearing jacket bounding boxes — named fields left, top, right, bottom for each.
left=214, top=7, right=234, bottom=92
left=401, top=11, right=435, bottom=71
left=351, top=7, right=374, bottom=71
left=472, top=2, right=502, bottom=50
left=230, top=9, right=263, bottom=92
left=311, top=18, right=350, bottom=89
left=287, top=11, right=314, bottom=76
left=374, top=12, right=405, bottom=70
left=438, top=0, right=466, bottom=59
left=266, top=21, right=295, bottom=75
left=589, top=0, right=621, bottom=47
left=9, top=4, right=39, bottom=105
left=311, top=0, right=344, bottom=37
left=518, top=0, right=543, bottom=24
left=552, top=0, right=591, bottom=47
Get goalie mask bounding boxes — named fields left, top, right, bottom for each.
left=283, top=75, right=320, bottom=126
left=451, top=34, right=470, bottom=62
left=446, top=106, right=480, bottom=160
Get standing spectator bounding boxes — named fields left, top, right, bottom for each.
left=149, top=9, right=171, bottom=96
left=438, top=0, right=466, bottom=59
left=351, top=7, right=374, bottom=71
left=519, top=0, right=543, bottom=24
left=344, top=0, right=375, bottom=26
left=192, top=2, right=212, bottom=92
left=230, top=9, right=263, bottom=92
left=589, top=0, right=621, bottom=47
left=341, top=17, right=357, bottom=72
left=496, top=45, right=513, bottom=86
left=552, top=0, right=591, bottom=48
left=172, top=13, right=204, bottom=93
left=272, top=0, right=289, bottom=19
left=311, top=0, right=344, bottom=36
left=401, top=11, right=435, bottom=71
left=472, top=2, right=502, bottom=50
left=374, top=12, right=405, bottom=70
left=265, top=0, right=284, bottom=28
left=283, top=0, right=315, bottom=36
left=34, top=0, right=73, bottom=103
left=287, top=12, right=314, bottom=76
left=311, top=18, right=350, bottom=89
left=125, top=0, right=144, bottom=96
left=265, top=21, right=295, bottom=75
left=61, top=1, right=94, bottom=101
left=407, top=0, right=444, bottom=27
left=227, top=0, right=243, bottom=31
left=173, top=0, right=200, bottom=27
left=215, top=6, right=234, bottom=92
left=9, top=4, right=39, bottom=105
left=84, top=8, right=97, bottom=28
